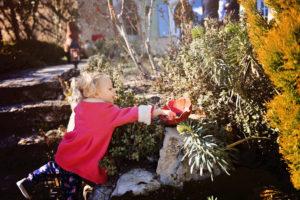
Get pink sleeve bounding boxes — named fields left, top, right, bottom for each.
left=111, top=105, right=139, bottom=127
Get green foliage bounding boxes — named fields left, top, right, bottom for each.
left=156, top=20, right=275, bottom=139
left=207, top=196, right=218, bottom=200
left=0, top=40, right=65, bottom=74
left=95, top=39, right=125, bottom=58
left=178, top=120, right=231, bottom=181
left=155, top=20, right=277, bottom=176
left=191, top=26, right=205, bottom=39
left=85, top=54, right=110, bottom=73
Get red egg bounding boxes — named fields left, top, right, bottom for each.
left=160, top=97, right=192, bottom=125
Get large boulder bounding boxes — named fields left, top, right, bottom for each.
left=89, top=185, right=113, bottom=200
left=111, top=169, right=161, bottom=197
left=156, top=128, right=220, bottom=187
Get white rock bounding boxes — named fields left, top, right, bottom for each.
left=156, top=128, right=220, bottom=187
left=111, top=168, right=161, bottom=197
left=89, top=185, right=112, bottom=200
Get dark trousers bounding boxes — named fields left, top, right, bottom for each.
left=26, top=161, right=82, bottom=200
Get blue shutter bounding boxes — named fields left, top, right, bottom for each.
left=218, top=0, right=227, bottom=21
left=157, top=3, right=170, bottom=37
left=190, top=0, right=203, bottom=22
left=257, top=0, right=268, bottom=18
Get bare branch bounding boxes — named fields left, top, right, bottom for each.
left=226, top=137, right=270, bottom=149
left=107, top=0, right=150, bottom=79
left=117, top=0, right=125, bottom=20
left=145, top=0, right=158, bottom=74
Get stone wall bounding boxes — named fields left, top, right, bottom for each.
left=0, top=0, right=78, bottom=45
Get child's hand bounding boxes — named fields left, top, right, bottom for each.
left=161, top=109, right=176, bottom=120
left=153, top=107, right=176, bottom=119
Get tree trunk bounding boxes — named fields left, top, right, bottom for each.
left=202, top=0, right=219, bottom=20
left=225, top=0, right=240, bottom=22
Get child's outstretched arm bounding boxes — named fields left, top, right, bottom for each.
left=112, top=105, right=176, bottom=127
left=153, top=107, right=176, bottom=119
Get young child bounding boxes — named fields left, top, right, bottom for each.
left=16, top=72, right=175, bottom=199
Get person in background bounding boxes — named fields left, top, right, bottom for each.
left=64, top=21, right=81, bottom=64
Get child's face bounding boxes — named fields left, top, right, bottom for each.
left=96, top=77, right=116, bottom=103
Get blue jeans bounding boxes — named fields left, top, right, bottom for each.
left=26, top=161, right=82, bottom=200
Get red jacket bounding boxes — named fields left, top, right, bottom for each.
left=55, top=101, right=147, bottom=184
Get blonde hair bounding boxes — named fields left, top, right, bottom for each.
left=68, top=72, right=110, bottom=108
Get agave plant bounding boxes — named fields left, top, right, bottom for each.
left=207, top=195, right=218, bottom=200
left=177, top=120, right=231, bottom=181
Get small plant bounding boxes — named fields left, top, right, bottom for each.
left=84, top=39, right=127, bottom=58
left=207, top=195, right=218, bottom=200
left=177, top=121, right=231, bottom=181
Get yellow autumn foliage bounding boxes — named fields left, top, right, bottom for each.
left=266, top=94, right=299, bottom=131
left=239, top=0, right=300, bottom=189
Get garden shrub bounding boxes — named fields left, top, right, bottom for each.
left=85, top=54, right=111, bottom=73
left=156, top=20, right=275, bottom=138
left=0, top=40, right=65, bottom=74
left=191, top=26, right=205, bottom=39
left=177, top=120, right=232, bottom=181
left=154, top=20, right=276, bottom=179
left=239, top=0, right=300, bottom=189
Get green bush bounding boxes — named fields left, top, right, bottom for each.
left=155, top=20, right=276, bottom=176
left=177, top=120, right=231, bottom=181
left=0, top=40, right=65, bottom=74
left=191, top=26, right=205, bottom=39
left=85, top=54, right=110, bottom=73
left=156, top=21, right=275, bottom=138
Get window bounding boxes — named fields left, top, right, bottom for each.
left=157, top=3, right=170, bottom=37
left=189, top=0, right=203, bottom=23
left=257, top=0, right=268, bottom=18
left=218, top=0, right=227, bottom=21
